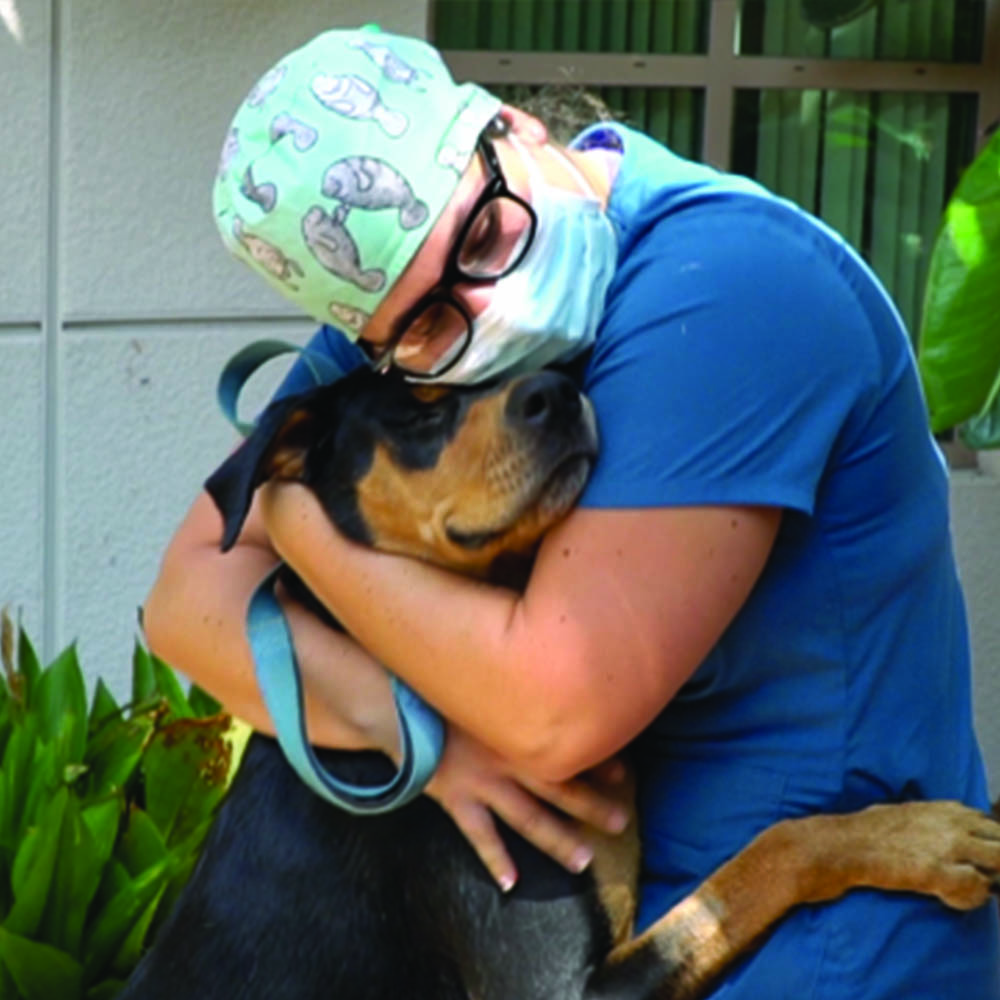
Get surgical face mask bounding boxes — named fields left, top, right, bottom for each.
left=428, top=137, right=618, bottom=384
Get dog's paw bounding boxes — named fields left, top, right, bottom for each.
left=861, top=800, right=1000, bottom=910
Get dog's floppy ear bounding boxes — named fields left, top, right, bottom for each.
left=205, top=394, right=323, bottom=552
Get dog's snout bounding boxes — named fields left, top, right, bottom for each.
left=505, top=372, right=581, bottom=431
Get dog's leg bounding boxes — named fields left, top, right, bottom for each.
left=586, top=800, right=1000, bottom=1000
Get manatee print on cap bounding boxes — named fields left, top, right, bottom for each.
left=213, top=27, right=501, bottom=337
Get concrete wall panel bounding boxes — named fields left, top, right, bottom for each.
left=0, top=8, right=49, bottom=321
left=0, top=333, right=45, bottom=641
left=61, top=0, right=428, bottom=323
left=952, top=473, right=1000, bottom=795
left=60, top=318, right=312, bottom=694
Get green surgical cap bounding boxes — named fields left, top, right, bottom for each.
left=213, top=27, right=501, bottom=338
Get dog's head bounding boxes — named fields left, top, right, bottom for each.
left=205, top=368, right=598, bottom=577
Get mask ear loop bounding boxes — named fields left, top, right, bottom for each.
left=507, top=131, right=602, bottom=202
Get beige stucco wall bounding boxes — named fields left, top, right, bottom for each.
left=2, top=0, right=998, bottom=792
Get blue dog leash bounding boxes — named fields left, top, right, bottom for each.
left=218, top=339, right=445, bottom=814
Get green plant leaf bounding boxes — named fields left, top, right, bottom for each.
left=82, top=858, right=171, bottom=983
left=5, top=788, right=68, bottom=939
left=116, top=807, right=167, bottom=878
left=130, top=646, right=157, bottom=711
left=0, top=718, right=38, bottom=849
left=80, top=798, right=122, bottom=879
left=0, top=927, right=83, bottom=1000
left=148, top=814, right=219, bottom=940
left=16, top=629, right=41, bottom=708
left=961, top=390, right=1000, bottom=449
left=141, top=716, right=232, bottom=847
left=85, top=978, right=128, bottom=1000
left=918, top=128, right=1000, bottom=435
left=21, top=737, right=66, bottom=834
left=0, top=959, right=16, bottom=1000
left=87, top=858, right=130, bottom=922
left=35, top=645, right=88, bottom=763
left=37, top=794, right=110, bottom=958
left=88, top=681, right=120, bottom=732
left=83, top=715, right=151, bottom=801
left=187, top=684, right=222, bottom=719
left=108, top=883, right=166, bottom=980
left=149, top=653, right=193, bottom=720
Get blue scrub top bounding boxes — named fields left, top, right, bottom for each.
left=283, top=123, right=1000, bottom=997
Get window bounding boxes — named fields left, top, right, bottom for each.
left=432, top=0, right=999, bottom=336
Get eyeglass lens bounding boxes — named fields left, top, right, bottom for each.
left=393, top=301, right=470, bottom=373
left=455, top=196, right=535, bottom=280
left=395, top=197, right=533, bottom=375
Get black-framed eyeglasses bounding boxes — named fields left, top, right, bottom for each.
left=363, top=132, right=537, bottom=379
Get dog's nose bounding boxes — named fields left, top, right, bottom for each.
left=505, top=371, right=581, bottom=430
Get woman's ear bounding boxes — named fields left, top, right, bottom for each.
left=498, top=104, right=548, bottom=145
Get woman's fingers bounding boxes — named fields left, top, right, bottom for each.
left=425, top=729, right=631, bottom=890
left=487, top=781, right=595, bottom=876
left=520, top=772, right=630, bottom=835
left=447, top=798, right=518, bottom=892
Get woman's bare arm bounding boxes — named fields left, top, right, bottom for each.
left=262, top=485, right=782, bottom=783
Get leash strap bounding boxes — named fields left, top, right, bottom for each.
left=219, top=339, right=446, bottom=813
left=217, top=338, right=347, bottom=435
left=248, top=567, right=445, bottom=813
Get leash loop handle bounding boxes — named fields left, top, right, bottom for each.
left=248, top=567, right=445, bottom=814
left=217, top=338, right=346, bottom=436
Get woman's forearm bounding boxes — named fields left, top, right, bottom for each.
left=262, top=483, right=781, bottom=782
left=143, top=493, right=399, bottom=755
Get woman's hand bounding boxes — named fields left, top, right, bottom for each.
left=426, top=725, right=630, bottom=891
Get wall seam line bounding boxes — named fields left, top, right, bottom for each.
left=42, top=0, right=62, bottom=662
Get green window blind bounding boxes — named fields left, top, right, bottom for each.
left=738, top=0, right=985, bottom=61
left=432, top=0, right=986, bottom=335
left=434, top=0, right=707, bottom=160
left=434, top=0, right=709, bottom=53
left=734, top=0, right=981, bottom=331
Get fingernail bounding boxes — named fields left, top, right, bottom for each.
left=498, top=873, right=516, bottom=893
left=571, top=847, right=593, bottom=873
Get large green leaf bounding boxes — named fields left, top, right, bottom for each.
left=149, top=650, right=194, bottom=720
left=116, top=807, right=167, bottom=878
left=0, top=718, right=38, bottom=848
left=37, top=794, right=108, bottom=958
left=16, top=628, right=41, bottom=707
left=34, top=645, right=88, bottom=763
left=107, top=884, right=166, bottom=980
left=0, top=927, right=83, bottom=1000
left=4, top=789, right=68, bottom=939
left=88, top=680, right=121, bottom=732
left=918, top=128, right=1000, bottom=435
left=21, top=735, right=67, bottom=834
left=80, top=799, right=122, bottom=884
left=82, top=858, right=172, bottom=982
left=141, top=715, right=233, bottom=847
left=85, top=979, right=128, bottom=1000
left=187, top=684, right=223, bottom=719
left=83, top=714, right=151, bottom=801
left=129, top=645, right=157, bottom=711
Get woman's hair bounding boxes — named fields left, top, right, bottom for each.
left=504, top=85, right=621, bottom=145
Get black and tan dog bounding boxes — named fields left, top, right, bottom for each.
left=123, top=368, right=1000, bottom=1000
